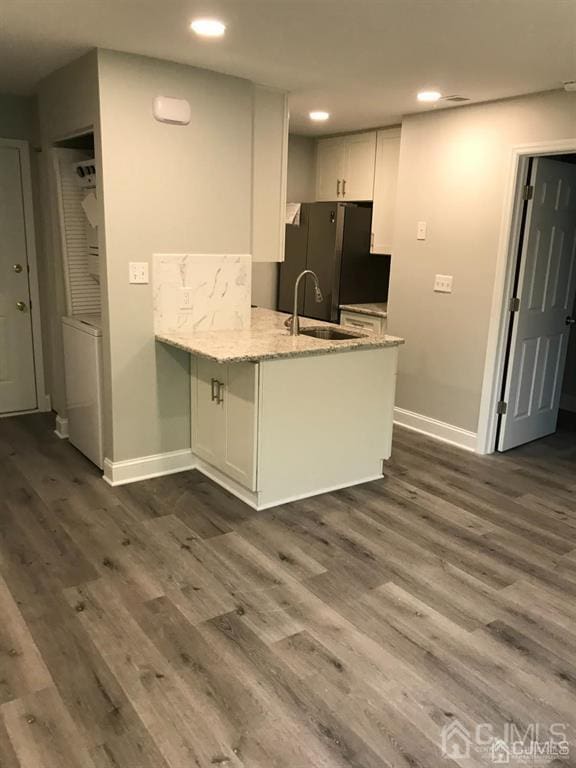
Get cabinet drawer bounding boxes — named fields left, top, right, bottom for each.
left=340, top=310, right=387, bottom=334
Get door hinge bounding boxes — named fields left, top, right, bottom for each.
left=508, top=297, right=520, bottom=312
left=497, top=400, right=507, bottom=415
left=522, top=185, right=534, bottom=201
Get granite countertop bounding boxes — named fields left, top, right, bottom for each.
left=156, top=308, right=403, bottom=363
left=339, top=302, right=388, bottom=318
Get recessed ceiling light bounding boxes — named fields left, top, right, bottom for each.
left=309, top=111, right=330, bottom=122
left=417, top=90, right=442, bottom=103
left=190, top=18, right=226, bottom=37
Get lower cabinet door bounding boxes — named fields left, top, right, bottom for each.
left=222, top=362, right=258, bottom=490
left=192, top=358, right=258, bottom=491
left=191, top=357, right=226, bottom=468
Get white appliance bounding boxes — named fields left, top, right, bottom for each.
left=74, top=157, right=100, bottom=282
left=62, top=314, right=104, bottom=468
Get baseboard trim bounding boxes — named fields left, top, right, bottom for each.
left=196, top=459, right=259, bottom=508
left=256, top=473, right=385, bottom=510
left=54, top=415, right=69, bottom=439
left=196, top=459, right=384, bottom=511
left=394, top=407, right=477, bottom=452
left=103, top=449, right=197, bottom=486
left=560, top=394, right=576, bottom=414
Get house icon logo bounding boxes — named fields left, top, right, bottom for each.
left=441, top=720, right=472, bottom=759
left=491, top=739, right=511, bottom=764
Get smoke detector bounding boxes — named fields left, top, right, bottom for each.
left=442, top=95, right=470, bottom=103
left=563, top=80, right=576, bottom=92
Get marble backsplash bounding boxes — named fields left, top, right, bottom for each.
left=153, top=253, right=252, bottom=334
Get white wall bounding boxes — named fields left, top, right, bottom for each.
left=0, top=94, right=37, bottom=142
left=97, top=50, right=261, bottom=462
left=251, top=134, right=316, bottom=309
left=286, top=134, right=316, bottom=202
left=388, top=90, right=576, bottom=433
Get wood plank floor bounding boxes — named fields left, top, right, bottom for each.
left=1, top=413, right=576, bottom=767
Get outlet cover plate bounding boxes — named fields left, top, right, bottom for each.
left=129, top=262, right=149, bottom=284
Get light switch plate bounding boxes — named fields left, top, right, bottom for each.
left=129, top=262, right=149, bottom=284
left=417, top=221, right=427, bottom=240
left=434, top=274, right=453, bottom=293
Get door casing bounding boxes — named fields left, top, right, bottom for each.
left=0, top=137, right=48, bottom=417
left=477, top=139, right=576, bottom=454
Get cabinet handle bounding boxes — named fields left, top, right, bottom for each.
left=342, top=179, right=347, bottom=196
left=336, top=179, right=341, bottom=197
left=370, top=232, right=374, bottom=249
left=217, top=381, right=224, bottom=404
left=211, top=378, right=218, bottom=402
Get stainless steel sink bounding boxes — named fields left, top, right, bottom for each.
left=299, top=326, right=367, bottom=340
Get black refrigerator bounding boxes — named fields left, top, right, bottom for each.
left=278, top=202, right=390, bottom=323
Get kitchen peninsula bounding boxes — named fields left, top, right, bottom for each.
left=157, top=308, right=403, bottom=509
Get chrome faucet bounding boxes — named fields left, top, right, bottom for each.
left=285, top=269, right=324, bottom=336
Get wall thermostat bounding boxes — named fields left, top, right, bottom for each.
left=153, top=96, right=191, bottom=125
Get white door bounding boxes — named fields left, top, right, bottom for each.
left=0, top=146, right=37, bottom=413
left=498, top=158, right=576, bottom=451
left=342, top=132, right=376, bottom=201
left=316, top=138, right=345, bottom=201
left=191, top=357, right=226, bottom=467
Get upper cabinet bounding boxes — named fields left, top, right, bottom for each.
left=371, top=128, right=401, bottom=255
left=251, top=86, right=289, bottom=262
left=315, top=131, right=376, bottom=201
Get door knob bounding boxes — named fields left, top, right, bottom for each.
left=16, top=301, right=27, bottom=312
left=566, top=316, right=576, bottom=326
left=13, top=264, right=23, bottom=273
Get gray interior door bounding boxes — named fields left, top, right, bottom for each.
left=0, top=145, right=37, bottom=414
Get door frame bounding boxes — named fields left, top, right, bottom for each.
left=0, top=137, right=49, bottom=416
left=477, top=138, right=576, bottom=454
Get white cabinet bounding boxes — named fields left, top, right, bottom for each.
left=371, top=128, right=401, bottom=254
left=191, top=357, right=258, bottom=490
left=340, top=310, right=387, bottom=335
left=251, top=86, right=289, bottom=262
left=315, top=138, right=345, bottom=201
left=190, top=345, right=398, bottom=510
left=315, top=132, right=376, bottom=201
left=343, top=133, right=377, bottom=200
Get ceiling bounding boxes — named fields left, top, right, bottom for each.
left=2, top=0, right=575, bottom=135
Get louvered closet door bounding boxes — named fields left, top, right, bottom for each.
left=53, top=149, right=101, bottom=316
left=0, top=145, right=37, bottom=413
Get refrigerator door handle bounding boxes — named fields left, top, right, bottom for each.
left=342, top=179, right=347, bottom=197
left=336, top=179, right=341, bottom=197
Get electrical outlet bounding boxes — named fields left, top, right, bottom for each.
left=129, top=262, right=149, bottom=284
left=417, top=221, right=427, bottom=240
left=179, top=288, right=194, bottom=310
left=434, top=274, right=453, bottom=293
